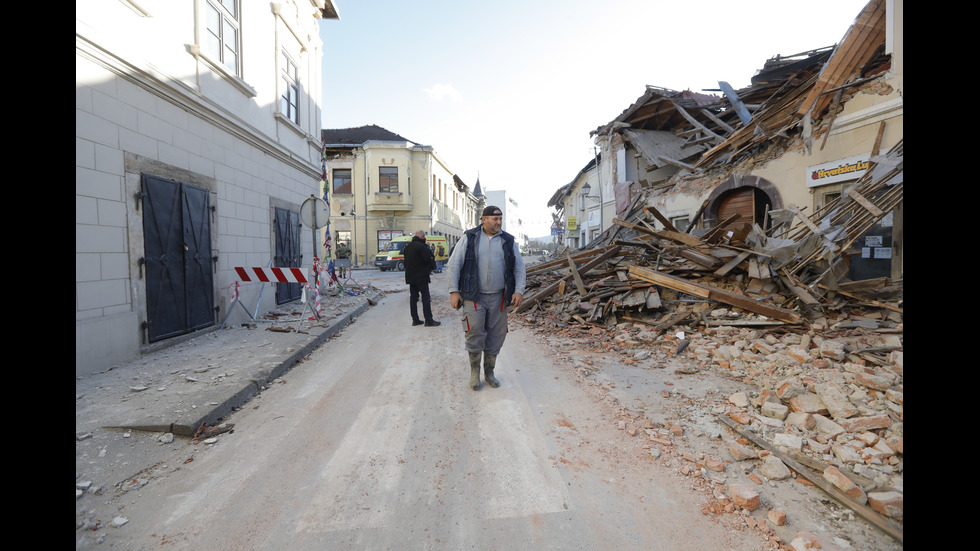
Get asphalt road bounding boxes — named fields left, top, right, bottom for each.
left=92, top=267, right=764, bottom=550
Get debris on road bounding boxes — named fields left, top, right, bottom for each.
left=516, top=144, right=903, bottom=547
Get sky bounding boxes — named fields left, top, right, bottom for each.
left=319, top=0, right=871, bottom=239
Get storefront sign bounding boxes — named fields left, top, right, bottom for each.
left=567, top=216, right=577, bottom=231
left=807, top=154, right=870, bottom=188
left=588, top=209, right=599, bottom=227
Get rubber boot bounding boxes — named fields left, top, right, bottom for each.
left=483, top=353, right=500, bottom=388
left=468, top=352, right=482, bottom=390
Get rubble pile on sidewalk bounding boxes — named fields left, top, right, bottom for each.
left=517, top=143, right=903, bottom=544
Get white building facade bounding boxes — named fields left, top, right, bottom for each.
left=76, top=0, right=339, bottom=376
left=484, top=190, right=528, bottom=252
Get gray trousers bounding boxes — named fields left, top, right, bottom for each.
left=461, top=291, right=509, bottom=356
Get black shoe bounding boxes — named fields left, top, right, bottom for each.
left=412, top=319, right=424, bottom=326
left=424, top=320, right=441, bottom=327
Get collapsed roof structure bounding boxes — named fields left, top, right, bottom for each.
left=544, top=0, right=901, bottom=321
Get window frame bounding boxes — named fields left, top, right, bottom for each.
left=670, top=216, right=690, bottom=233
left=205, top=0, right=241, bottom=76
left=280, top=50, right=300, bottom=124
left=332, top=168, right=352, bottom=195
left=379, top=167, right=399, bottom=193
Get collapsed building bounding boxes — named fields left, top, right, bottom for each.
left=534, top=0, right=903, bottom=545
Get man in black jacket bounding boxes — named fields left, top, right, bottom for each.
left=403, top=230, right=441, bottom=327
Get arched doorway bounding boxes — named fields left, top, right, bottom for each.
left=705, top=175, right=781, bottom=232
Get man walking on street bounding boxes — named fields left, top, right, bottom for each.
left=446, top=205, right=526, bottom=390
left=404, top=230, right=441, bottom=327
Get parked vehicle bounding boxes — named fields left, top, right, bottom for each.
left=374, top=234, right=448, bottom=271
left=375, top=236, right=411, bottom=271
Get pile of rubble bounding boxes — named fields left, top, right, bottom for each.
left=516, top=143, right=903, bottom=546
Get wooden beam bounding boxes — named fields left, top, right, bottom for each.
left=670, top=100, right=725, bottom=143
left=819, top=89, right=844, bottom=151
left=566, top=253, right=587, bottom=296
left=788, top=205, right=823, bottom=236
left=719, top=416, right=903, bottom=544
left=846, top=189, right=885, bottom=218
left=516, top=246, right=623, bottom=314
left=714, top=250, right=751, bottom=277
left=687, top=200, right=709, bottom=233
left=656, top=156, right=696, bottom=170
left=700, top=214, right=742, bottom=242
left=527, top=246, right=616, bottom=275
left=778, top=269, right=822, bottom=306
left=697, top=107, right=735, bottom=134
left=643, top=205, right=678, bottom=233
left=628, top=265, right=802, bottom=323
left=614, top=218, right=705, bottom=248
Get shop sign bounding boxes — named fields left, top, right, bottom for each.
left=807, top=154, right=870, bottom=188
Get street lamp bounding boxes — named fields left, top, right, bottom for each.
left=580, top=181, right=602, bottom=241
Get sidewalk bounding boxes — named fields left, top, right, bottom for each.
left=75, top=284, right=384, bottom=439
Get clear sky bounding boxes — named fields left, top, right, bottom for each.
left=319, top=0, right=871, bottom=238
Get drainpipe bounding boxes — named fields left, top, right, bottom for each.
left=362, top=149, right=368, bottom=267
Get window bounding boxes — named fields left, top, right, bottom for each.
left=332, top=169, right=351, bottom=194
left=670, top=216, right=690, bottom=233
left=377, top=230, right=403, bottom=252
left=205, top=0, right=240, bottom=75
left=379, top=167, right=398, bottom=193
left=335, top=230, right=350, bottom=248
left=281, top=52, right=299, bottom=124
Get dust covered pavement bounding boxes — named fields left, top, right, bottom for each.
left=75, top=280, right=383, bottom=543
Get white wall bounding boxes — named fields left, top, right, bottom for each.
left=76, top=1, right=330, bottom=375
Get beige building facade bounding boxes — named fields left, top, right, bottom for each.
left=322, top=126, right=478, bottom=266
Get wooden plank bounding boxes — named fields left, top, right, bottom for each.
left=566, top=253, right=588, bottom=296
left=646, top=287, right=662, bottom=309
left=698, top=107, right=735, bottom=134
left=670, top=100, right=726, bottom=143
left=616, top=218, right=707, bottom=249
left=687, top=200, right=709, bottom=233
left=817, top=284, right=904, bottom=314
left=745, top=278, right=766, bottom=295
left=643, top=205, right=678, bottom=233
left=657, top=156, right=696, bottom=170
left=871, top=120, right=886, bottom=156
left=788, top=205, right=823, bottom=236
left=719, top=415, right=903, bottom=544
left=700, top=214, right=742, bottom=242
left=819, top=89, right=843, bottom=151
left=516, top=246, right=623, bottom=314
left=714, top=250, right=751, bottom=276
left=778, top=270, right=822, bottom=306
left=628, top=265, right=802, bottom=323
left=847, top=189, right=885, bottom=218
left=526, top=246, right=616, bottom=275
left=676, top=247, right=722, bottom=269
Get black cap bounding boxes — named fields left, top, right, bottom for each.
left=482, top=205, right=502, bottom=217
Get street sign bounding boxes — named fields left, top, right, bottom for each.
left=300, top=196, right=329, bottom=229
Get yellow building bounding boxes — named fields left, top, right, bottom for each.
left=321, top=126, right=480, bottom=266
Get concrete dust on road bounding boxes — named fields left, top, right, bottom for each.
left=97, top=270, right=765, bottom=550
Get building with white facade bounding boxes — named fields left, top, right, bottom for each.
left=76, top=1, right=339, bottom=376
left=484, top=190, right=528, bottom=252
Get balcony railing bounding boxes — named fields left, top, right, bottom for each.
left=367, top=192, right=412, bottom=212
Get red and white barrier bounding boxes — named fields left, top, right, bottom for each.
left=234, top=266, right=308, bottom=284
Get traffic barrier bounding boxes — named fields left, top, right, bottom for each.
left=234, top=266, right=308, bottom=284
